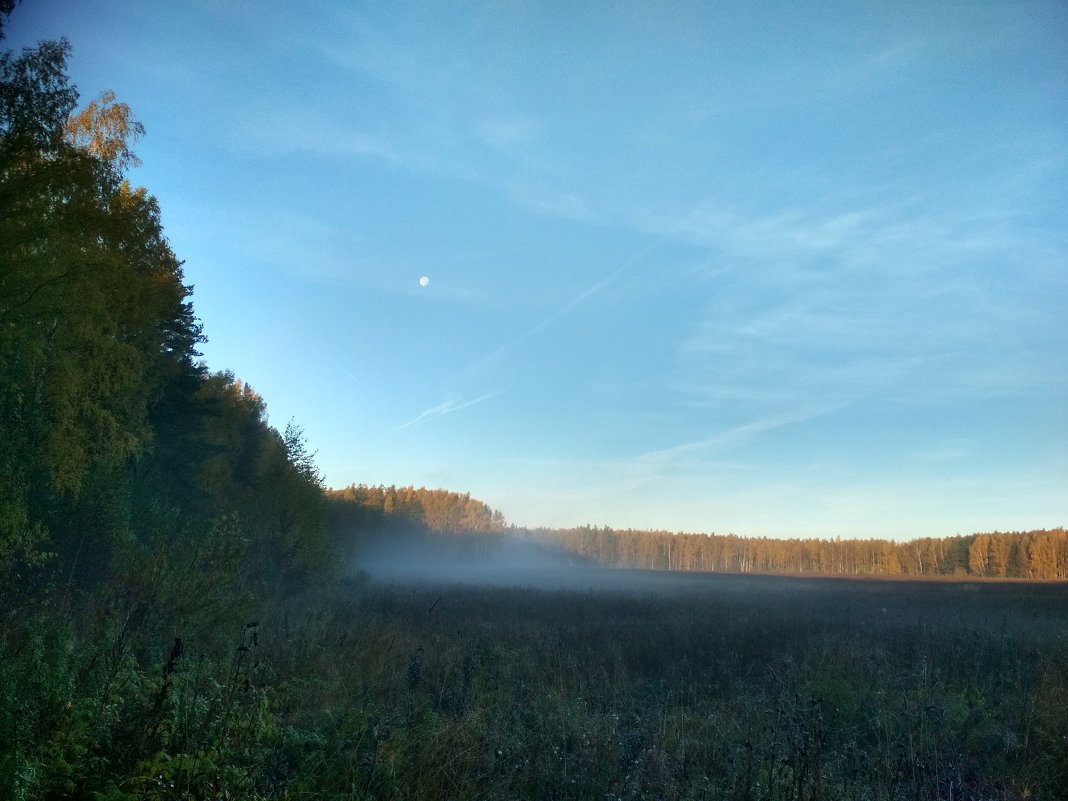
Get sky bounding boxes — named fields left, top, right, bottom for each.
left=6, top=1, right=1067, bottom=539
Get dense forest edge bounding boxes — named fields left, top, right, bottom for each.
left=2, top=11, right=1066, bottom=799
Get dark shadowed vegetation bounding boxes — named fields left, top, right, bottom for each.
left=0, top=19, right=331, bottom=799
left=3, top=11, right=1067, bottom=800
left=276, top=574, right=1068, bottom=801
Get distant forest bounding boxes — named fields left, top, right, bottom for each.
left=328, top=484, right=1068, bottom=580
left=528, top=525, right=1068, bottom=580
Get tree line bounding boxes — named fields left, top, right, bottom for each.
left=1, top=19, right=340, bottom=795
left=509, top=526, right=1068, bottom=580
left=0, top=27, right=334, bottom=606
left=328, top=483, right=507, bottom=534
left=325, top=483, right=1067, bottom=580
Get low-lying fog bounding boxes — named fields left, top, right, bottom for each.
left=352, top=532, right=597, bottom=589
left=348, top=532, right=823, bottom=595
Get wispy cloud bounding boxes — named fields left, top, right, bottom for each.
left=394, top=390, right=501, bottom=431
left=453, top=201, right=715, bottom=382
left=665, top=173, right=1068, bottom=413
left=233, top=110, right=402, bottom=163
left=475, top=114, right=545, bottom=155
left=636, top=406, right=839, bottom=467
left=481, top=405, right=837, bottom=527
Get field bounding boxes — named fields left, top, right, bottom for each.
left=259, top=570, right=1068, bottom=800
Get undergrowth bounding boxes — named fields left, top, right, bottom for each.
left=2, top=574, right=1066, bottom=799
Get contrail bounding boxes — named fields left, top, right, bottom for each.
left=394, top=390, right=501, bottom=431
left=638, top=404, right=842, bottom=466
left=452, top=203, right=709, bottom=382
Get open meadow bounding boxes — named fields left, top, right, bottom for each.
left=259, top=570, right=1068, bottom=800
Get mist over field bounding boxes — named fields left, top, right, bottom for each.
left=345, top=522, right=1060, bottom=598
left=331, top=553, right=1068, bottom=799
left=350, top=530, right=593, bottom=589
left=344, top=530, right=728, bottom=596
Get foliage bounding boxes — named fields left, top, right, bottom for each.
left=0, top=19, right=336, bottom=799
left=329, top=485, right=1065, bottom=582
left=0, top=33, right=198, bottom=585
left=520, top=525, right=1068, bottom=580
left=4, top=569, right=1068, bottom=800
left=309, top=574, right=1068, bottom=801
left=0, top=24, right=332, bottom=590
left=329, top=484, right=507, bottom=535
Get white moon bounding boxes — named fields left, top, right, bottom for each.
left=419, top=276, right=430, bottom=287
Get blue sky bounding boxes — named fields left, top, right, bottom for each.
left=8, top=1, right=1066, bottom=538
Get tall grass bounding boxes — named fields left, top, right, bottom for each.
left=2, top=572, right=1066, bottom=799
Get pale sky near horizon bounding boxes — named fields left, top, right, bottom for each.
left=7, top=1, right=1066, bottom=539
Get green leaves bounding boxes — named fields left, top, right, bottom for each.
left=0, top=24, right=339, bottom=798
left=0, top=36, right=204, bottom=577
left=0, top=38, right=77, bottom=150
